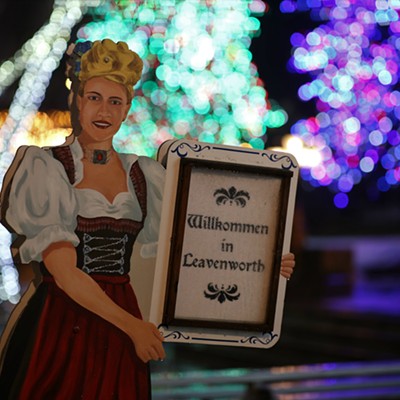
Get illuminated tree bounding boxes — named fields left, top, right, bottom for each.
left=78, top=0, right=287, bottom=157
left=281, top=0, right=400, bottom=208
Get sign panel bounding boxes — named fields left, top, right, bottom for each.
left=151, top=140, right=298, bottom=348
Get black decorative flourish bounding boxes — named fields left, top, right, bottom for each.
left=171, top=142, right=211, bottom=158
left=204, top=283, right=240, bottom=304
left=158, top=327, right=191, bottom=341
left=240, top=332, right=278, bottom=346
left=213, top=186, right=250, bottom=207
left=262, top=152, right=298, bottom=170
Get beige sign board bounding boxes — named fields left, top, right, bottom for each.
left=150, top=139, right=298, bottom=348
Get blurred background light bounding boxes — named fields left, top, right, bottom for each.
left=282, top=0, right=400, bottom=208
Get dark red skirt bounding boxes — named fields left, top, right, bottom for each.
left=2, top=274, right=150, bottom=400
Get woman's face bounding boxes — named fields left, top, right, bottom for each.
left=77, top=76, right=131, bottom=144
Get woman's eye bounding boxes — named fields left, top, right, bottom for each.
left=88, top=95, right=99, bottom=101
left=110, top=99, right=122, bottom=105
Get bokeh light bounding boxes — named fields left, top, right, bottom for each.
left=284, top=0, right=400, bottom=208
left=77, top=0, right=284, bottom=158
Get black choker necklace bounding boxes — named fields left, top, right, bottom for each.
left=83, top=147, right=113, bottom=165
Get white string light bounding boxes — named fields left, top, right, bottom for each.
left=0, top=0, right=103, bottom=304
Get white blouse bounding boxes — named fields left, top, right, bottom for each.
left=5, top=139, right=165, bottom=264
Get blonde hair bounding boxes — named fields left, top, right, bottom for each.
left=77, top=39, right=143, bottom=101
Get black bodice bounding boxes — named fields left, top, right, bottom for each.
left=75, top=230, right=136, bottom=276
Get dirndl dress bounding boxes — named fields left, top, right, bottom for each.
left=0, top=140, right=165, bottom=399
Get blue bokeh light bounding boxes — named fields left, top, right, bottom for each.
left=285, top=0, right=400, bottom=207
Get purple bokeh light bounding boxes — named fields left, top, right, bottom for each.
left=284, top=0, right=400, bottom=207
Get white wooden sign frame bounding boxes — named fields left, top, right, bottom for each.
left=150, top=139, right=298, bottom=349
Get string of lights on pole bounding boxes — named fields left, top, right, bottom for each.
left=0, top=0, right=101, bottom=304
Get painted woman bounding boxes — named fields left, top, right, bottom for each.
left=0, top=39, right=165, bottom=399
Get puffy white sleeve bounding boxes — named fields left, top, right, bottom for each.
left=4, top=146, right=79, bottom=263
left=136, top=156, right=165, bottom=258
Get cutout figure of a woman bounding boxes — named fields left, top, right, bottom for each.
left=0, top=39, right=165, bottom=399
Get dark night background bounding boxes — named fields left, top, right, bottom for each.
left=0, top=0, right=399, bottom=236
left=1, top=3, right=400, bottom=394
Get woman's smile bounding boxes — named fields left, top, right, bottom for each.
left=93, top=120, right=112, bottom=129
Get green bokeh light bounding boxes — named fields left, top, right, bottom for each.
left=79, top=0, right=286, bottom=156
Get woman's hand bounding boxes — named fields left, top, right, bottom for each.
left=128, top=319, right=165, bottom=363
left=280, top=252, right=295, bottom=280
